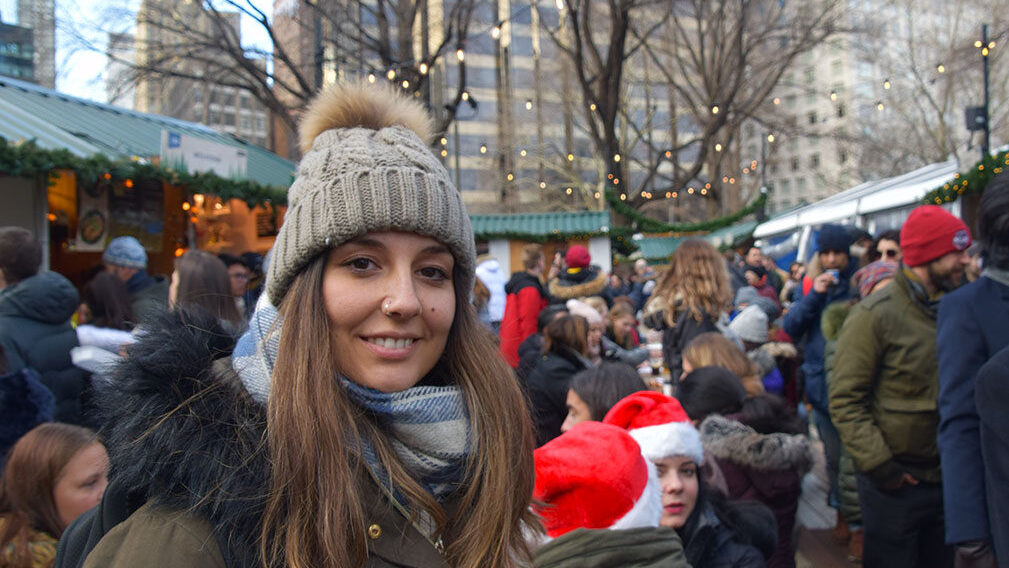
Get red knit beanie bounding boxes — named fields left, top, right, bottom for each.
left=565, top=245, right=591, bottom=269
left=900, top=205, right=971, bottom=267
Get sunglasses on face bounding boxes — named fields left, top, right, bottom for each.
left=878, top=249, right=899, bottom=258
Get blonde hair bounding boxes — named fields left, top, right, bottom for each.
left=261, top=255, right=537, bottom=568
left=652, top=239, right=731, bottom=326
left=682, top=332, right=764, bottom=395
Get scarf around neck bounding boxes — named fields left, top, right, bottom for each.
left=232, top=294, right=472, bottom=506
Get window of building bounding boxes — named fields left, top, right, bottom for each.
left=796, top=177, right=808, bottom=193
left=810, top=153, right=820, bottom=169
left=837, top=103, right=846, bottom=118
left=839, top=150, right=848, bottom=164
left=805, top=67, right=815, bottom=83
left=791, top=158, right=800, bottom=172
left=808, top=111, right=817, bottom=125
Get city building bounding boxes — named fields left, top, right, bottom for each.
left=105, top=32, right=135, bottom=110
left=134, top=0, right=269, bottom=148
left=0, top=0, right=53, bottom=87
left=0, top=20, right=33, bottom=82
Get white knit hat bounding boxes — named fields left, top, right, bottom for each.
left=729, top=304, right=769, bottom=343
left=603, top=391, right=704, bottom=464
left=533, top=421, right=662, bottom=538
left=565, top=298, right=603, bottom=325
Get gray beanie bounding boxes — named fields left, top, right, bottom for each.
left=266, top=82, right=475, bottom=305
left=729, top=305, right=768, bottom=344
left=102, top=236, right=147, bottom=269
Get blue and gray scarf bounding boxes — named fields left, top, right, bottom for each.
left=232, top=294, right=471, bottom=505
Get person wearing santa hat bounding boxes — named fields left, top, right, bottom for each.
left=604, top=391, right=774, bottom=567
left=830, top=205, right=971, bottom=568
left=531, top=421, right=689, bottom=567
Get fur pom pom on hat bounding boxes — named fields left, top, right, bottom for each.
left=603, top=391, right=704, bottom=465
left=533, top=421, right=662, bottom=538
left=267, top=81, right=475, bottom=304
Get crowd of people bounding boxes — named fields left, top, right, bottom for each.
left=1, top=80, right=1007, bottom=568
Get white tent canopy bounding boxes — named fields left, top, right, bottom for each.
left=754, top=159, right=960, bottom=239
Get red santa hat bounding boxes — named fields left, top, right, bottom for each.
left=533, top=421, right=662, bottom=539
left=603, top=391, right=704, bottom=465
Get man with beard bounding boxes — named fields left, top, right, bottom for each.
left=830, top=205, right=971, bottom=568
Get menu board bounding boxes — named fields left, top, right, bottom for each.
left=107, top=179, right=165, bottom=253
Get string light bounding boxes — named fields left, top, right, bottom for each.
left=936, top=63, right=945, bottom=73
left=593, top=192, right=600, bottom=199
left=525, top=99, right=533, bottom=110
left=555, top=0, right=564, bottom=10
left=566, top=187, right=573, bottom=195
left=711, top=105, right=720, bottom=114
left=700, top=188, right=708, bottom=195
left=671, top=191, right=678, bottom=198
left=456, top=49, right=465, bottom=62
left=665, top=192, right=671, bottom=198
left=491, top=26, right=501, bottom=39
left=883, top=78, right=891, bottom=90
left=613, top=153, right=621, bottom=162
left=479, top=144, right=487, bottom=154
left=664, top=150, right=672, bottom=158
left=368, top=73, right=376, bottom=83
left=539, top=181, right=546, bottom=189
left=182, top=202, right=191, bottom=211
left=714, top=143, right=722, bottom=152
left=567, top=153, right=575, bottom=162
left=688, top=187, right=695, bottom=194
left=829, top=90, right=837, bottom=101
left=589, top=103, right=596, bottom=111
left=461, top=91, right=470, bottom=101
left=772, top=97, right=781, bottom=105
left=520, top=149, right=527, bottom=157
left=729, top=177, right=736, bottom=184
left=876, top=101, right=885, bottom=111
left=506, top=173, right=514, bottom=181
left=767, top=133, right=775, bottom=143
left=401, top=80, right=410, bottom=89
left=620, top=193, right=626, bottom=200
left=419, top=62, right=428, bottom=75
left=440, top=149, right=448, bottom=157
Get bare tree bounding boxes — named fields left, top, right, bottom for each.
left=540, top=0, right=843, bottom=219
left=843, top=0, right=1007, bottom=179
left=67, top=0, right=480, bottom=158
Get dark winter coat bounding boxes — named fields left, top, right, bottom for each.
left=73, top=309, right=451, bottom=568
left=975, top=344, right=1009, bottom=568
left=533, top=527, right=688, bottom=568
left=125, top=271, right=169, bottom=326
left=0, top=271, right=88, bottom=425
left=783, top=261, right=855, bottom=413
left=547, top=267, right=608, bottom=303
left=681, top=501, right=771, bottom=568
left=936, top=275, right=1009, bottom=545
left=499, top=272, right=547, bottom=367
left=0, top=367, right=54, bottom=461
left=526, top=348, right=589, bottom=446
left=830, top=270, right=942, bottom=487
left=700, top=415, right=813, bottom=568
left=516, top=333, right=546, bottom=385
left=645, top=307, right=720, bottom=386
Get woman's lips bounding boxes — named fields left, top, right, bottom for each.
left=664, top=504, right=684, bottom=515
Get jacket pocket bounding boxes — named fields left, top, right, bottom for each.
left=874, top=396, right=939, bottom=462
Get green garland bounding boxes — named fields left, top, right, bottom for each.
left=0, top=137, right=289, bottom=206
left=922, top=150, right=1009, bottom=205
left=604, top=185, right=768, bottom=233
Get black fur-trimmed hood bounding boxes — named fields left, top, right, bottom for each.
left=95, top=308, right=268, bottom=566
left=699, top=415, right=813, bottom=474
left=548, top=268, right=607, bottom=300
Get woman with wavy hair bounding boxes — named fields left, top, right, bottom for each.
left=74, top=82, right=537, bottom=568
left=644, top=238, right=733, bottom=388
left=1, top=423, right=108, bottom=568
left=168, top=250, right=245, bottom=333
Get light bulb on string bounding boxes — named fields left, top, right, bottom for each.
left=386, top=69, right=396, bottom=80
left=419, top=62, right=428, bottom=75
left=456, top=49, right=465, bottom=62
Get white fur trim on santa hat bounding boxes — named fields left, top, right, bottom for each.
left=609, top=459, right=663, bottom=531
left=629, top=421, right=704, bottom=465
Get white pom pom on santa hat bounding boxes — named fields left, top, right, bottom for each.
left=603, top=390, right=704, bottom=465
left=533, top=421, right=662, bottom=539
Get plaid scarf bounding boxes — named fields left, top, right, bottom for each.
left=232, top=294, right=471, bottom=506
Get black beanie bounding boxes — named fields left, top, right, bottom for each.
left=817, top=224, right=854, bottom=253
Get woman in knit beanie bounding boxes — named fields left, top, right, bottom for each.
left=77, top=82, right=537, bottom=568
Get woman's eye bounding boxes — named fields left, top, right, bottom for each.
left=419, top=266, right=450, bottom=281
left=346, top=258, right=377, bottom=271
left=680, top=467, right=697, bottom=478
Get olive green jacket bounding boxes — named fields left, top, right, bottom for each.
left=829, top=271, right=942, bottom=487
left=533, top=527, right=688, bottom=568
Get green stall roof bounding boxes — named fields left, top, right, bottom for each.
left=0, top=76, right=294, bottom=189
left=470, top=210, right=611, bottom=240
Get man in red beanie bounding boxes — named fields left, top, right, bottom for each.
left=830, top=205, right=970, bottom=568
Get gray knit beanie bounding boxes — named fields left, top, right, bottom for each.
left=102, top=236, right=148, bottom=269
left=267, top=82, right=475, bottom=305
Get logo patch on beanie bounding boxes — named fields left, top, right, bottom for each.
left=953, top=230, right=970, bottom=251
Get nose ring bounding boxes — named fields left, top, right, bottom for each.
left=383, top=300, right=392, bottom=316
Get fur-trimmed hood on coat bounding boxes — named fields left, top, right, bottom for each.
left=95, top=308, right=269, bottom=567
left=548, top=268, right=607, bottom=301
left=699, top=415, right=813, bottom=474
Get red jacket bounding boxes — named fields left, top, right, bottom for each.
left=499, top=272, right=547, bottom=367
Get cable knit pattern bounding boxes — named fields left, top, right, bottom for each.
left=267, top=123, right=475, bottom=305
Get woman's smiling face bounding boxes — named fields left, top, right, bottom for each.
left=323, top=231, right=456, bottom=392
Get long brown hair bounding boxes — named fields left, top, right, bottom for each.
left=652, top=239, right=732, bottom=325
left=0, top=423, right=100, bottom=564
left=260, top=254, right=537, bottom=568
left=542, top=314, right=588, bottom=357
left=173, top=250, right=243, bottom=327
